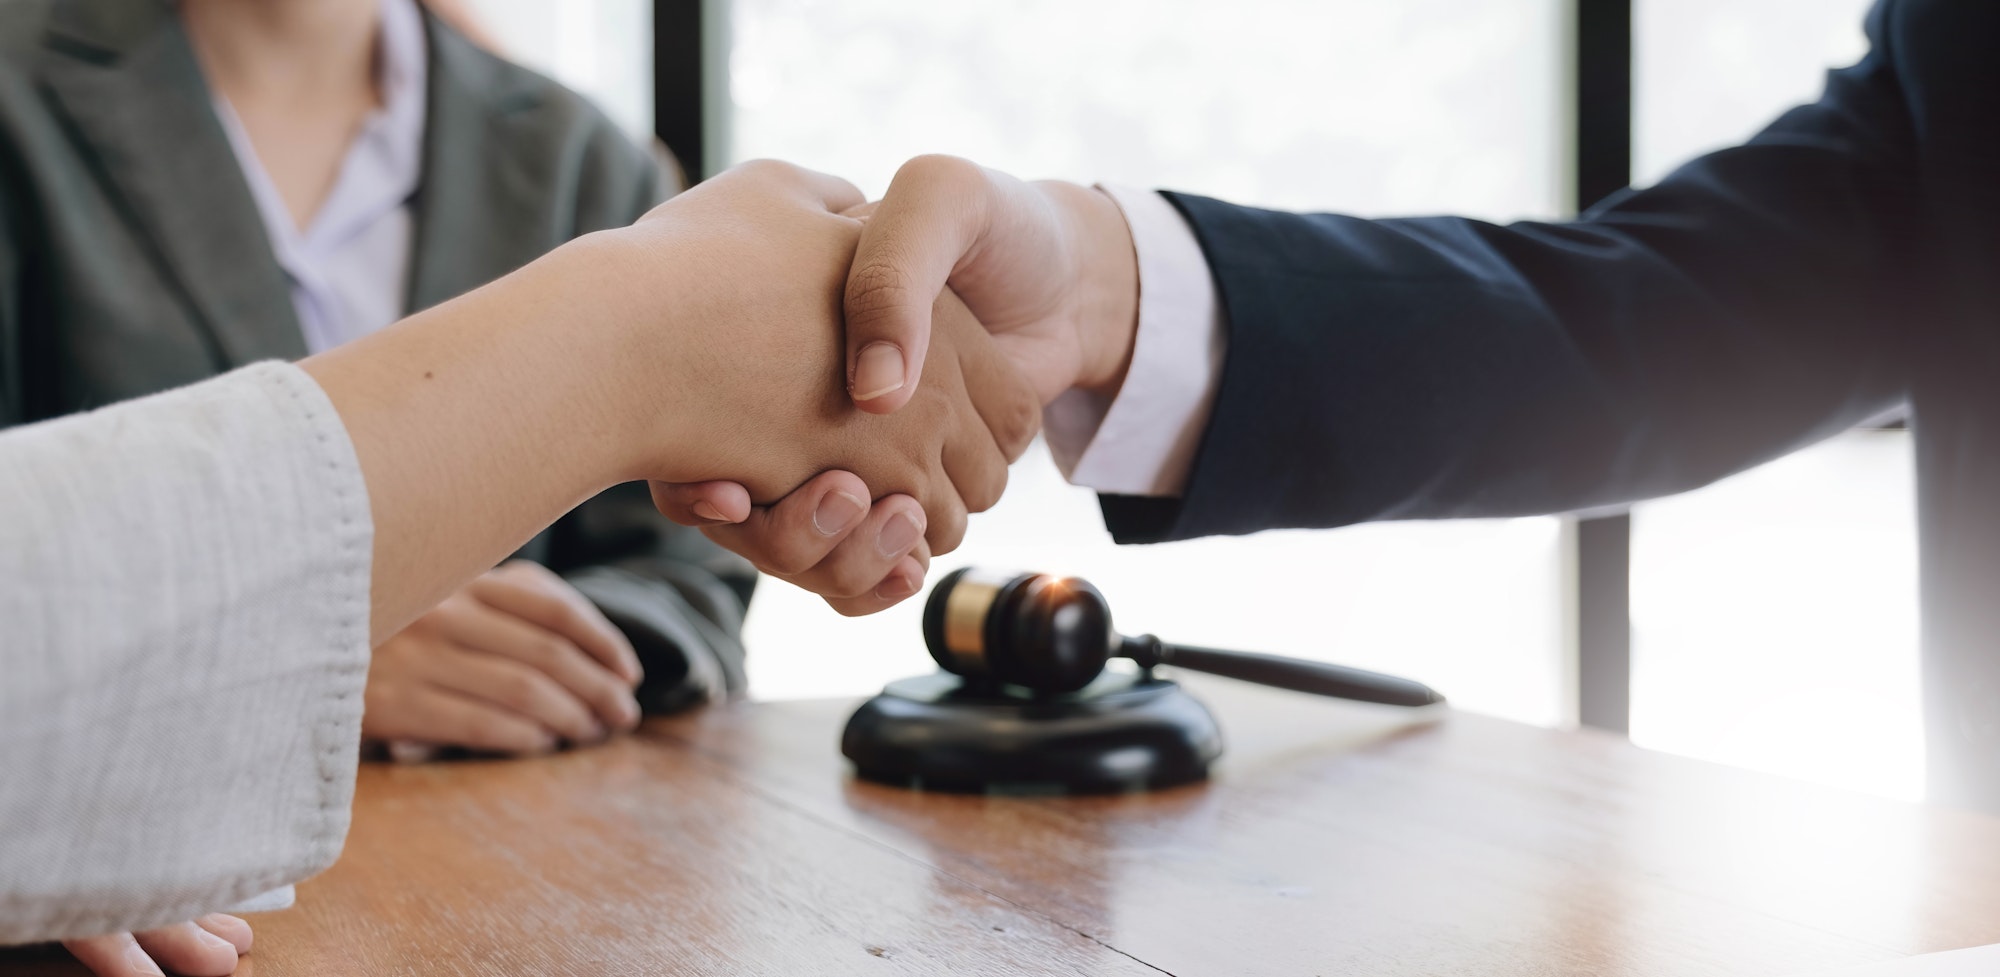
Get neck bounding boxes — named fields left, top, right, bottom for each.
left=181, top=0, right=383, bottom=108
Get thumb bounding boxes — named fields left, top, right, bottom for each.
left=844, top=155, right=994, bottom=414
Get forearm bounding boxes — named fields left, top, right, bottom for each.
left=1087, top=46, right=1919, bottom=540
left=303, top=233, right=650, bottom=642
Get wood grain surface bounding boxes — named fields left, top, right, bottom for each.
left=8, top=674, right=2000, bottom=976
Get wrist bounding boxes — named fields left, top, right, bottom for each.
left=550, top=230, right=709, bottom=486
left=1059, top=183, right=1140, bottom=398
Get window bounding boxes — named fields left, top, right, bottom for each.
left=722, top=0, right=1573, bottom=720
left=472, top=0, right=1922, bottom=800
left=1629, top=0, right=1919, bottom=800
left=458, top=0, right=654, bottom=140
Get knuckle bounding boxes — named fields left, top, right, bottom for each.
left=993, top=390, right=1042, bottom=462
left=822, top=560, right=885, bottom=601
left=760, top=543, right=820, bottom=578
left=901, top=153, right=978, bottom=190
left=928, top=503, right=969, bottom=555
left=546, top=602, right=592, bottom=638
left=844, top=259, right=921, bottom=330
left=463, top=714, right=522, bottom=751
left=496, top=671, right=547, bottom=712
left=526, top=637, right=570, bottom=667
left=963, top=464, right=1008, bottom=515
left=735, top=157, right=794, bottom=181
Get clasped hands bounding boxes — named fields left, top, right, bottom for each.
left=629, top=156, right=1141, bottom=615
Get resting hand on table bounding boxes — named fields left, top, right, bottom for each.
left=61, top=915, right=251, bottom=977
left=655, top=155, right=1134, bottom=611
left=364, top=560, right=643, bottom=756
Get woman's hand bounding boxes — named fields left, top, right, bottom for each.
left=61, top=915, right=251, bottom=977
left=364, top=561, right=643, bottom=756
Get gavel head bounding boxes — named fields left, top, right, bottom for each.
left=923, top=568, right=1117, bottom=694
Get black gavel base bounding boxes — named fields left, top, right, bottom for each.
left=840, top=671, right=1222, bottom=794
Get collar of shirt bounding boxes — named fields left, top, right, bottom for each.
left=210, top=0, right=429, bottom=354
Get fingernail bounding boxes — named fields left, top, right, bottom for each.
left=875, top=511, right=923, bottom=559
left=619, top=694, right=642, bottom=728
left=196, top=928, right=235, bottom=951
left=198, top=913, right=242, bottom=936
left=875, top=570, right=921, bottom=602
left=852, top=343, right=906, bottom=401
left=386, top=740, right=439, bottom=764
left=813, top=490, right=867, bottom=536
left=692, top=500, right=728, bottom=523
left=125, top=944, right=165, bottom=976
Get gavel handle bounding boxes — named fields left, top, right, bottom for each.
left=1123, top=635, right=1446, bottom=707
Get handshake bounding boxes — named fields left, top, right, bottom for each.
left=553, top=156, right=1147, bottom=616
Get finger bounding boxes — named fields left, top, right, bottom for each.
left=392, top=685, right=560, bottom=755
left=422, top=643, right=608, bottom=745
left=699, top=470, right=875, bottom=577
left=779, top=493, right=928, bottom=601
left=474, top=562, right=644, bottom=688
left=62, top=933, right=161, bottom=977
left=132, top=920, right=241, bottom=977
left=941, top=410, right=1011, bottom=518
left=845, top=154, right=996, bottom=414
left=841, top=199, right=880, bottom=222
left=936, top=289, right=1041, bottom=463
left=650, top=480, right=752, bottom=526
left=193, top=915, right=252, bottom=955
left=436, top=596, right=640, bottom=730
left=919, top=445, right=973, bottom=556
left=825, top=543, right=931, bottom=617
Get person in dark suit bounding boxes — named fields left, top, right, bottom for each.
left=0, top=0, right=761, bottom=755
left=657, top=0, right=2000, bottom=811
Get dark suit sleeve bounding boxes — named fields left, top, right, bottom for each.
left=531, top=120, right=759, bottom=713
left=1102, top=0, right=1925, bottom=544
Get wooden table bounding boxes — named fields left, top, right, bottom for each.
left=12, top=676, right=2000, bottom=976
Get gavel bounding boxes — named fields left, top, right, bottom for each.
left=922, top=568, right=1445, bottom=707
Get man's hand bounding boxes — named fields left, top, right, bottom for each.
left=843, top=155, right=1141, bottom=411
left=362, top=561, right=644, bottom=755
left=61, top=915, right=252, bottom=977
left=653, top=156, right=1139, bottom=612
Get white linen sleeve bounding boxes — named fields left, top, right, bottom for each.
left=1042, top=185, right=1227, bottom=497
left=0, top=361, right=373, bottom=944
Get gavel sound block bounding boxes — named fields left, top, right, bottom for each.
left=840, top=568, right=1446, bottom=794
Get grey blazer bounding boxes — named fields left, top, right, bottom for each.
left=0, top=0, right=754, bottom=712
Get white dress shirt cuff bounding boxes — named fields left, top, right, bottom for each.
left=1044, top=185, right=1227, bottom=497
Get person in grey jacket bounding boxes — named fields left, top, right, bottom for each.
left=0, top=0, right=754, bottom=756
